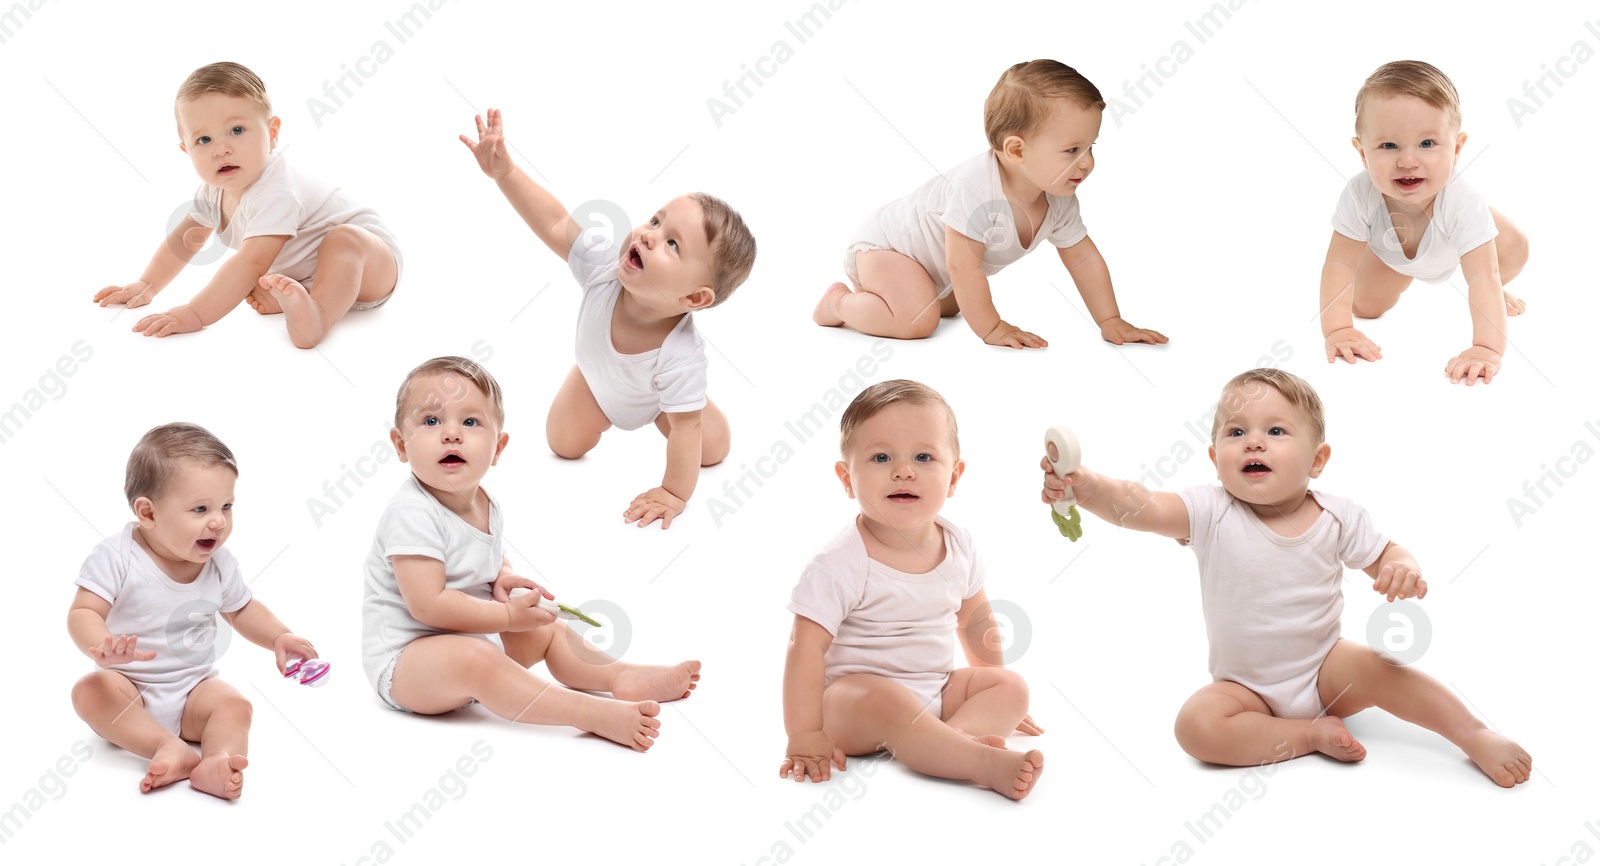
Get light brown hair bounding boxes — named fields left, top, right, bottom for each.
left=1211, top=368, right=1326, bottom=445
left=125, top=423, right=238, bottom=507
left=984, top=59, right=1105, bottom=152
left=393, top=357, right=506, bottom=431
left=175, top=61, right=273, bottom=139
left=1354, top=60, right=1461, bottom=133
left=840, top=380, right=960, bottom=457
left=689, top=192, right=757, bottom=307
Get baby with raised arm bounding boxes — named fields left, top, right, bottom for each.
left=68, top=423, right=319, bottom=799
left=813, top=59, right=1164, bottom=350
left=362, top=356, right=700, bottom=749
left=1320, top=60, right=1529, bottom=385
left=462, top=110, right=756, bottom=529
left=779, top=380, right=1044, bottom=799
left=1040, top=369, right=1531, bottom=786
left=94, top=61, right=401, bottom=348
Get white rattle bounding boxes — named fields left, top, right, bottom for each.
left=1045, top=425, right=1084, bottom=542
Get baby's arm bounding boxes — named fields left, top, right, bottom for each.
left=460, top=109, right=584, bottom=260
left=1446, top=240, right=1509, bottom=385
left=955, top=588, right=1042, bottom=735
left=1039, top=457, right=1190, bottom=538
left=67, top=588, right=155, bottom=665
left=221, top=598, right=316, bottom=675
left=94, top=216, right=215, bottom=309
left=1362, top=541, right=1426, bottom=601
left=946, top=226, right=1045, bottom=348
left=624, top=409, right=702, bottom=529
left=133, top=234, right=288, bottom=337
left=393, top=554, right=555, bottom=634
left=1320, top=231, right=1384, bottom=364
left=1056, top=238, right=1167, bottom=346
left=779, top=615, right=846, bottom=782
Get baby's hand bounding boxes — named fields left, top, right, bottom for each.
left=1372, top=560, right=1427, bottom=601
left=1039, top=455, right=1085, bottom=506
left=1099, top=316, right=1168, bottom=346
left=1016, top=712, right=1044, bottom=735
left=133, top=305, right=204, bottom=338
left=505, top=589, right=558, bottom=632
left=87, top=634, right=156, bottom=667
left=1325, top=327, right=1382, bottom=364
left=94, top=280, right=155, bottom=308
left=491, top=571, right=551, bottom=604
left=780, top=731, right=846, bottom=782
left=984, top=320, right=1048, bottom=349
left=1445, top=345, right=1501, bottom=386
left=459, top=108, right=514, bottom=181
left=272, top=633, right=318, bottom=675
left=625, top=487, right=686, bottom=530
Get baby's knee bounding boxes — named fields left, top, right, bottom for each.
left=320, top=223, right=368, bottom=255
left=892, top=313, right=939, bottom=340
left=216, top=693, right=254, bottom=724
left=545, top=425, right=597, bottom=460
left=70, top=672, right=121, bottom=714
left=1172, top=708, right=1226, bottom=760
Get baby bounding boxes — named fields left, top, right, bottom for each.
left=68, top=423, right=318, bottom=799
left=779, top=380, right=1044, bottom=799
left=813, top=59, right=1164, bottom=350
left=362, top=356, right=701, bottom=748
left=462, top=110, right=756, bottom=528
left=1320, top=60, right=1529, bottom=385
left=1039, top=368, right=1531, bottom=786
left=94, top=61, right=402, bottom=348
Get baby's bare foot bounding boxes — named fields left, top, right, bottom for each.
left=611, top=661, right=700, bottom=702
left=140, top=740, right=200, bottom=793
left=589, top=700, right=661, bottom=752
left=967, top=733, right=1008, bottom=748
left=260, top=273, right=326, bottom=349
left=245, top=285, right=284, bottom=315
left=1461, top=729, right=1531, bottom=787
left=189, top=753, right=248, bottom=800
left=1504, top=291, right=1526, bottom=317
left=980, top=747, right=1043, bottom=800
left=1309, top=716, right=1366, bottom=762
left=813, top=282, right=851, bottom=327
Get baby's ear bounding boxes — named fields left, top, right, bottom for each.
left=685, top=286, right=715, bottom=311
left=835, top=461, right=854, bottom=498
left=389, top=427, right=409, bottom=463
left=132, top=496, right=155, bottom=523
left=1309, top=442, right=1331, bottom=478
left=1349, top=137, right=1365, bottom=162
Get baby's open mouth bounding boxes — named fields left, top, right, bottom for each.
left=628, top=246, right=644, bottom=270
left=1395, top=176, right=1423, bottom=190
left=888, top=492, right=919, bottom=501
left=218, top=164, right=239, bottom=175
left=1242, top=460, right=1270, bottom=476
left=440, top=454, right=465, bottom=464
left=197, top=539, right=216, bottom=550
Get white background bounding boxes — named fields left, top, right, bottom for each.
left=2, top=0, right=1596, bottom=863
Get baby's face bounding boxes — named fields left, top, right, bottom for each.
left=391, top=373, right=507, bottom=494
left=1209, top=385, right=1329, bottom=508
left=617, top=196, right=716, bottom=312
left=177, top=92, right=279, bottom=193
left=1012, top=99, right=1101, bottom=197
left=836, top=402, right=963, bottom=532
left=1352, top=94, right=1464, bottom=204
left=137, top=460, right=236, bottom=566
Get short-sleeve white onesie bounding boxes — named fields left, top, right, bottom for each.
left=843, top=150, right=1089, bottom=294
left=361, top=475, right=503, bottom=709
left=74, top=523, right=254, bottom=734
left=1177, top=486, right=1389, bottom=719
left=1330, top=168, right=1498, bottom=284
left=567, top=228, right=708, bottom=430
left=190, top=152, right=403, bottom=306
left=786, top=515, right=986, bottom=719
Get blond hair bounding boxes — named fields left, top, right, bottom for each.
left=393, top=357, right=506, bottom=430
left=1211, top=369, right=1326, bottom=445
left=1354, top=60, right=1461, bottom=133
left=840, top=380, right=960, bottom=457
left=689, top=192, right=757, bottom=307
left=175, top=61, right=272, bottom=138
left=984, top=59, right=1105, bottom=152
left=125, top=423, right=237, bottom=507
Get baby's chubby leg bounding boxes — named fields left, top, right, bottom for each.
left=71, top=670, right=199, bottom=793
left=547, top=366, right=613, bottom=459
left=1319, top=639, right=1531, bottom=787
left=260, top=224, right=398, bottom=349
left=501, top=618, right=700, bottom=702
left=1350, top=247, right=1415, bottom=320
left=652, top=397, right=730, bottom=466
left=940, top=666, right=1030, bottom=748
left=1173, top=681, right=1366, bottom=767
left=1489, top=207, right=1529, bottom=315
left=814, top=250, right=944, bottom=340
left=388, top=634, right=661, bottom=751
left=822, top=674, right=1043, bottom=800
left=178, top=678, right=251, bottom=800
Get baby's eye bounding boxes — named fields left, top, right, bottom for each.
left=193, top=506, right=207, bottom=513
left=222, top=503, right=232, bottom=511
left=1379, top=142, right=1396, bottom=150
left=871, top=453, right=890, bottom=463
left=1269, top=426, right=1285, bottom=436
left=463, top=418, right=478, bottom=427
left=1227, top=428, right=1244, bottom=437
left=650, top=217, right=660, bottom=227
left=423, top=415, right=439, bottom=426
left=231, top=126, right=245, bottom=135
left=915, top=453, right=932, bottom=463
left=1420, top=139, right=1435, bottom=148
left=197, top=135, right=211, bottom=145
left=667, top=238, right=678, bottom=250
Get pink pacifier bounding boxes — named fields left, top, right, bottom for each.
left=283, top=657, right=331, bottom=687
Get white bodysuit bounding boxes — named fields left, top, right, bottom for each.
left=1330, top=168, right=1498, bottom=284
left=843, top=150, right=1089, bottom=293
left=75, top=524, right=254, bottom=734
left=1177, top=486, right=1388, bottom=719
left=786, top=516, right=986, bottom=720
